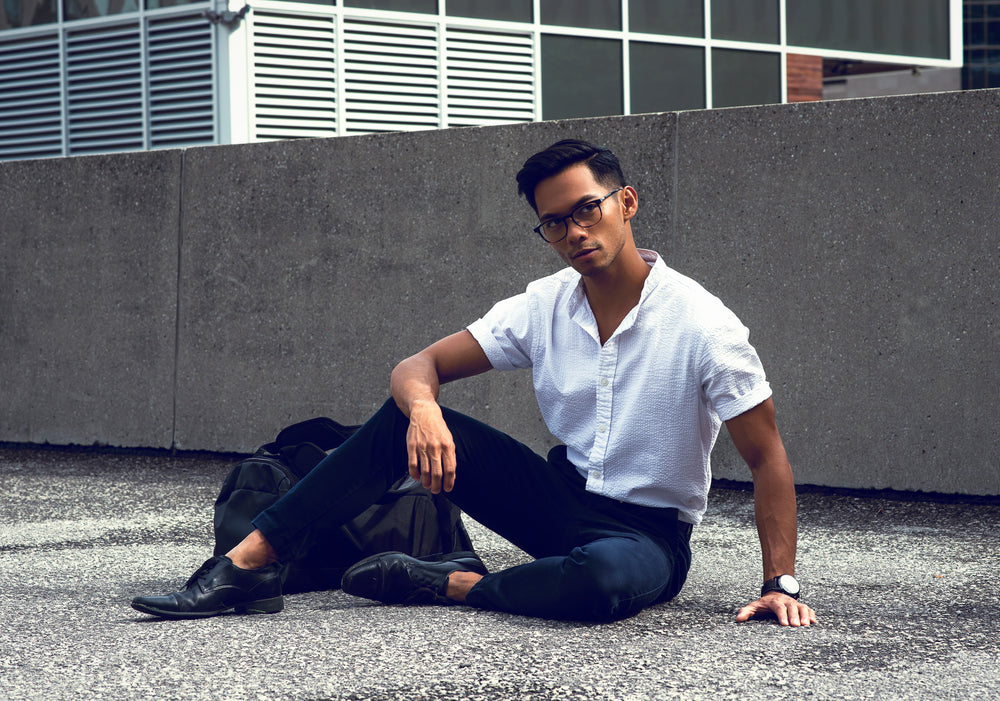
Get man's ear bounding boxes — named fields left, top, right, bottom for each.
left=621, top=185, right=638, bottom=222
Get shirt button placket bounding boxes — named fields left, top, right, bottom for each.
left=588, top=340, right=617, bottom=491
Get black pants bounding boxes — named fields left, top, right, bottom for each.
left=253, top=399, right=692, bottom=621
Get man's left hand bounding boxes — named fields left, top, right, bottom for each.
left=736, top=592, right=816, bottom=627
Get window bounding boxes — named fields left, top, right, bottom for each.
left=541, top=34, right=622, bottom=119
left=711, top=48, right=780, bottom=108
left=540, top=0, right=620, bottom=31
left=446, top=0, right=532, bottom=23
left=1, top=0, right=59, bottom=29
left=629, top=42, right=704, bottom=112
left=64, top=0, right=141, bottom=22
left=146, top=0, right=211, bottom=7
left=344, top=0, right=436, bottom=13
left=628, top=0, right=702, bottom=38
left=787, top=0, right=951, bottom=60
left=712, top=0, right=779, bottom=44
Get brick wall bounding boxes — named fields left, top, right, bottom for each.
left=786, top=53, right=823, bottom=102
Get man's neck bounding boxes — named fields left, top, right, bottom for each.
left=581, top=247, right=651, bottom=343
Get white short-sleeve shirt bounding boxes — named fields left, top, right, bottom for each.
left=466, top=249, right=772, bottom=525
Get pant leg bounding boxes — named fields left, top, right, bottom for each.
left=465, top=524, right=692, bottom=622
left=458, top=444, right=694, bottom=622
left=252, top=398, right=557, bottom=562
left=252, top=398, right=410, bottom=561
left=253, top=398, right=693, bottom=622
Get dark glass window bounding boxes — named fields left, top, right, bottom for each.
left=0, top=0, right=58, bottom=28
left=989, top=19, right=1000, bottom=44
left=712, top=0, right=779, bottom=44
left=629, top=42, right=704, bottom=113
left=146, top=0, right=208, bottom=8
left=968, top=17, right=986, bottom=44
left=344, top=0, right=437, bottom=13
left=540, top=0, right=620, bottom=31
left=711, top=48, right=780, bottom=108
left=787, top=0, right=951, bottom=60
left=628, top=0, right=702, bottom=37
left=446, top=0, right=531, bottom=22
left=541, top=34, right=622, bottom=120
left=962, top=66, right=984, bottom=89
left=65, top=0, right=140, bottom=20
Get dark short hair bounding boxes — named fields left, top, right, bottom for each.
left=516, top=139, right=626, bottom=212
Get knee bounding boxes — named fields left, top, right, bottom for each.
left=562, top=545, right=662, bottom=622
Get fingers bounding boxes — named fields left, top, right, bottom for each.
left=734, top=603, right=757, bottom=623
left=735, top=595, right=817, bottom=627
left=415, top=443, right=456, bottom=493
left=778, top=600, right=816, bottom=627
left=405, top=405, right=457, bottom=494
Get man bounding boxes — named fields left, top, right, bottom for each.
left=133, top=139, right=815, bottom=626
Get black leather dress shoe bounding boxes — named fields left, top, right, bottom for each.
left=341, top=551, right=488, bottom=606
left=131, top=556, right=284, bottom=619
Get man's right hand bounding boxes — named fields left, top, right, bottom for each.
left=405, top=399, right=458, bottom=493
left=390, top=330, right=493, bottom=493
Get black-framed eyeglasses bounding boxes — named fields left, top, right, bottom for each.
left=532, top=188, right=624, bottom=243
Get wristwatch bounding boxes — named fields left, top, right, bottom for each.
left=761, top=574, right=800, bottom=600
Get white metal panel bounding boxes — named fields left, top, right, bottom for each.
left=251, top=9, right=337, bottom=141
left=147, top=14, right=215, bottom=148
left=342, top=18, right=441, bottom=135
left=444, top=26, right=535, bottom=128
left=65, top=23, right=145, bottom=155
left=0, top=33, right=64, bottom=160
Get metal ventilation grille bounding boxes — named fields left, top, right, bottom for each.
left=65, top=23, right=144, bottom=155
left=343, top=18, right=440, bottom=135
left=252, top=10, right=337, bottom=140
left=0, top=33, right=63, bottom=161
left=147, top=14, right=215, bottom=148
left=444, top=27, right=535, bottom=128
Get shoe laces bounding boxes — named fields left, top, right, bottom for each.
left=183, top=556, right=223, bottom=589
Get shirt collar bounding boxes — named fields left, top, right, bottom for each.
left=566, top=248, right=667, bottom=342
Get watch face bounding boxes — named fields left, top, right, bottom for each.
left=778, top=574, right=800, bottom=595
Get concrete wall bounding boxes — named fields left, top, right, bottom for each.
left=2, top=88, right=997, bottom=495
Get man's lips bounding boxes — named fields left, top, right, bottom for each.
left=572, top=247, right=599, bottom=260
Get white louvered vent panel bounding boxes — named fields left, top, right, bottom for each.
left=252, top=10, right=337, bottom=140
left=65, top=23, right=144, bottom=154
left=0, top=34, right=63, bottom=160
left=147, top=14, right=215, bottom=148
left=445, top=27, right=535, bottom=128
left=343, top=19, right=440, bottom=135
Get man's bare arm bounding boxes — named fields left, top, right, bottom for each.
left=390, top=330, right=492, bottom=493
left=726, top=398, right=816, bottom=627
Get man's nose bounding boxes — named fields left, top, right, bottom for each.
left=565, top=219, right=589, bottom=243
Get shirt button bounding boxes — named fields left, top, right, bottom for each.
left=600, top=378, right=609, bottom=387
left=598, top=424, right=607, bottom=433
left=590, top=470, right=600, bottom=479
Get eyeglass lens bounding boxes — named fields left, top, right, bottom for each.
left=539, top=199, right=603, bottom=242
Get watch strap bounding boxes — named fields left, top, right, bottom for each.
left=761, top=575, right=800, bottom=600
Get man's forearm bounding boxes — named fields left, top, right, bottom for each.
left=390, top=353, right=442, bottom=418
left=751, top=456, right=798, bottom=580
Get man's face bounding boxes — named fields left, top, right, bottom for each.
left=532, top=163, right=634, bottom=277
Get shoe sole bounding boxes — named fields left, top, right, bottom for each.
left=131, top=596, right=284, bottom=620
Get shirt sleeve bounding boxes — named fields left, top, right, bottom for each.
left=700, top=311, right=772, bottom=422
left=466, top=292, right=535, bottom=371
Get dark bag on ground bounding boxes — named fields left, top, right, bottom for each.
left=213, top=416, right=479, bottom=594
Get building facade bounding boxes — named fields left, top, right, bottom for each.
left=963, top=0, right=1000, bottom=89
left=0, top=0, right=963, bottom=160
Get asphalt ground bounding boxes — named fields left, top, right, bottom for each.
left=1, top=445, right=998, bottom=701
